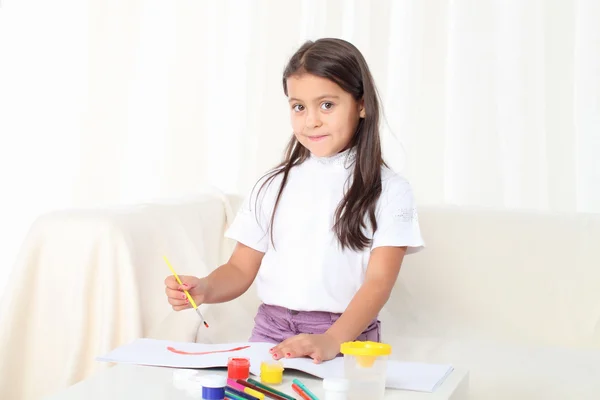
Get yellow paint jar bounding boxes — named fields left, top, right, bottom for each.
left=260, top=360, right=284, bottom=385
left=340, top=341, right=392, bottom=400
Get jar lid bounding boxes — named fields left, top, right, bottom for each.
left=323, top=377, right=349, bottom=391
left=340, top=341, right=392, bottom=356
left=260, top=360, right=284, bottom=371
left=228, top=357, right=250, bottom=367
left=198, top=374, right=227, bottom=388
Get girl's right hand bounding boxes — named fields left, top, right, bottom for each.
left=164, top=275, right=206, bottom=311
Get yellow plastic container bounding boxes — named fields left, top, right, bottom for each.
left=340, top=341, right=391, bottom=400
left=260, top=360, right=284, bottom=385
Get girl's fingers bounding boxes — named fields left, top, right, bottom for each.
left=271, top=346, right=285, bottom=359
left=164, top=275, right=181, bottom=289
left=167, top=290, right=190, bottom=307
left=276, top=341, right=312, bottom=360
left=168, top=296, right=189, bottom=307
left=309, top=351, right=323, bottom=364
left=271, top=334, right=314, bottom=360
left=285, top=344, right=310, bottom=358
left=177, top=276, right=198, bottom=290
left=271, top=337, right=292, bottom=351
left=165, top=287, right=185, bottom=298
left=164, top=275, right=198, bottom=291
left=271, top=339, right=293, bottom=359
left=165, top=275, right=199, bottom=312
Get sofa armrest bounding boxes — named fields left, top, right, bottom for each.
left=0, top=191, right=234, bottom=400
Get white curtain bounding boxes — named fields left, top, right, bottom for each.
left=1, top=0, right=599, bottom=302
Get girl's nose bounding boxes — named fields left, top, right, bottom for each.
left=305, top=110, right=322, bottom=129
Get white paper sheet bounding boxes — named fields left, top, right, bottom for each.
left=97, top=338, right=453, bottom=392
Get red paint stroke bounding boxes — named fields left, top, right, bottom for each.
left=167, top=345, right=251, bottom=356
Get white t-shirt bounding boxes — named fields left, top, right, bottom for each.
left=224, top=147, right=424, bottom=313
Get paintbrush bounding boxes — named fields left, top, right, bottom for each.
left=163, top=255, right=209, bottom=328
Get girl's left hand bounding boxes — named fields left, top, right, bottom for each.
left=269, top=333, right=342, bottom=363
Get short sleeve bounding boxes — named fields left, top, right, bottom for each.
left=371, top=175, right=425, bottom=254
left=224, top=177, right=272, bottom=253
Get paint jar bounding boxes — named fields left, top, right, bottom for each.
left=259, top=360, right=284, bottom=385
left=323, top=377, right=349, bottom=400
left=227, top=357, right=250, bottom=380
left=198, top=375, right=227, bottom=400
left=340, top=341, right=391, bottom=400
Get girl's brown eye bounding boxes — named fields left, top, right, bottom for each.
left=321, top=102, right=334, bottom=110
left=293, top=104, right=304, bottom=112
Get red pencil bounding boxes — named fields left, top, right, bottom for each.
left=291, top=383, right=312, bottom=400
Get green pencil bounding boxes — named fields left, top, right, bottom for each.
left=246, top=378, right=296, bottom=400
left=292, top=378, right=319, bottom=400
left=225, top=390, right=246, bottom=400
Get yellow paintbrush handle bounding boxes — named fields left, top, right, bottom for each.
left=163, top=256, right=199, bottom=309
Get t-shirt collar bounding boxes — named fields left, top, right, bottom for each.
left=309, top=146, right=357, bottom=169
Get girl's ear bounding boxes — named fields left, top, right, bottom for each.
left=359, top=99, right=366, bottom=118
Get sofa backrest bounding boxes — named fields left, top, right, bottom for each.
left=386, top=206, right=600, bottom=349
left=220, top=196, right=600, bottom=349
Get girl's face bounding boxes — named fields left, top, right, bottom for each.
left=286, top=74, right=365, bottom=158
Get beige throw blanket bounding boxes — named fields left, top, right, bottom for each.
left=0, top=192, right=233, bottom=400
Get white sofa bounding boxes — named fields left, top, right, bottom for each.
left=1, top=189, right=599, bottom=399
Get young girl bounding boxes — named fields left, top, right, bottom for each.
left=165, top=38, right=424, bottom=363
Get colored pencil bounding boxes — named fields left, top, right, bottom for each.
left=225, top=390, right=247, bottom=400
left=226, top=386, right=260, bottom=400
left=244, top=387, right=266, bottom=400
left=292, top=384, right=312, bottom=400
left=235, top=379, right=292, bottom=400
left=292, top=379, right=319, bottom=400
left=246, top=378, right=296, bottom=400
left=227, top=378, right=247, bottom=391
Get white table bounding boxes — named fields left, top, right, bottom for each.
left=44, top=364, right=469, bottom=400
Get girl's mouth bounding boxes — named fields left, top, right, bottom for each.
left=307, top=135, right=328, bottom=142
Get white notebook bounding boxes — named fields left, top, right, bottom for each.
left=97, top=338, right=453, bottom=392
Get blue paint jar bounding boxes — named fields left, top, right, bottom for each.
left=199, top=375, right=227, bottom=400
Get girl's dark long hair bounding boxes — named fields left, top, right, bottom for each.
left=257, top=38, right=384, bottom=251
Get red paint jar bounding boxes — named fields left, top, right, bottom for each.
left=227, top=357, right=250, bottom=380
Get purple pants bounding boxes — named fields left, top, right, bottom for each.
left=248, top=303, right=381, bottom=344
